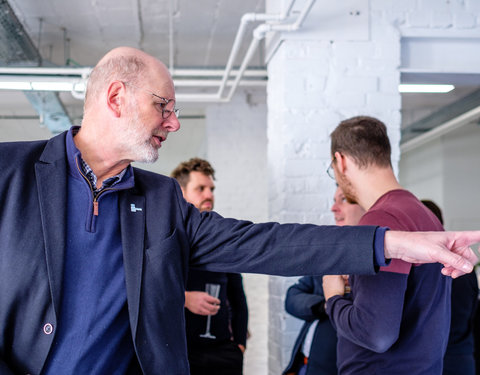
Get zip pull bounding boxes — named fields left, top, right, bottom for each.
left=93, top=201, right=99, bottom=216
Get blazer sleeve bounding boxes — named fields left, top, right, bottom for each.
left=226, top=273, right=249, bottom=347
left=285, top=276, right=327, bottom=322
left=174, top=181, right=379, bottom=277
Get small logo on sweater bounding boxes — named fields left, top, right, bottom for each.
left=130, top=204, right=143, bottom=212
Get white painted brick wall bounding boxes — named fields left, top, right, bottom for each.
left=266, top=1, right=402, bottom=373
left=454, top=11, right=477, bottom=28
left=403, top=0, right=480, bottom=31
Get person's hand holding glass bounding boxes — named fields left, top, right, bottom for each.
left=185, top=289, right=221, bottom=316
left=200, top=283, right=221, bottom=339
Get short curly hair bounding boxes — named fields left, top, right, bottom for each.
left=171, top=158, right=215, bottom=188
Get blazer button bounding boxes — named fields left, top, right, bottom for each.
left=43, top=323, right=54, bottom=335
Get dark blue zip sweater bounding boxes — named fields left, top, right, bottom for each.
left=43, top=128, right=135, bottom=374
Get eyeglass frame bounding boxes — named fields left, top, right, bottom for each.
left=326, top=156, right=336, bottom=180
left=122, top=81, right=180, bottom=119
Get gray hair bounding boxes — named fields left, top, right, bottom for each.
left=84, top=55, right=147, bottom=111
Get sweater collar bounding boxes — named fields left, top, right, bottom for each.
left=65, top=126, right=135, bottom=191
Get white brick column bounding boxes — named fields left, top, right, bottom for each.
left=265, top=2, right=402, bottom=373
left=205, top=88, right=269, bottom=375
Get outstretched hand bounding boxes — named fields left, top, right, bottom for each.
left=185, top=291, right=221, bottom=316
left=384, top=231, right=480, bottom=278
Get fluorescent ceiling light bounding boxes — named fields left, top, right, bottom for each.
left=399, top=84, right=455, bottom=93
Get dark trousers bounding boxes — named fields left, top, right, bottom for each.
left=188, top=340, right=244, bottom=375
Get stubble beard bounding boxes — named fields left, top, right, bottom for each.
left=199, top=199, right=213, bottom=212
left=120, top=97, right=159, bottom=164
left=338, top=173, right=358, bottom=205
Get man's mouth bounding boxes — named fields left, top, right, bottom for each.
left=201, top=200, right=213, bottom=210
left=153, top=135, right=166, bottom=147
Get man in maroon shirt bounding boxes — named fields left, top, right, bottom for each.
left=323, top=116, right=450, bottom=375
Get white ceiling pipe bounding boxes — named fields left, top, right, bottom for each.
left=0, top=75, right=85, bottom=83
left=0, top=67, right=91, bottom=77
left=0, top=0, right=314, bottom=104
left=175, top=93, right=229, bottom=103
left=217, top=13, right=283, bottom=98
left=400, top=105, right=480, bottom=153
left=174, top=79, right=267, bottom=87
left=172, top=68, right=267, bottom=77
left=0, top=67, right=266, bottom=78
left=217, top=0, right=298, bottom=98
left=225, top=0, right=316, bottom=102
left=225, top=31, right=263, bottom=101
left=290, top=0, right=316, bottom=29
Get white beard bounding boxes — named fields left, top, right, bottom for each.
left=118, top=97, right=159, bottom=164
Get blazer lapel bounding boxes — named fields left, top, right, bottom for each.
left=119, top=190, right=145, bottom=339
left=35, top=138, right=68, bottom=319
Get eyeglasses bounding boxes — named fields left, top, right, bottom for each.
left=326, top=157, right=336, bottom=180
left=123, top=81, right=180, bottom=119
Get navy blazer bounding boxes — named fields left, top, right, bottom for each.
left=0, top=132, right=378, bottom=374
left=283, top=276, right=337, bottom=375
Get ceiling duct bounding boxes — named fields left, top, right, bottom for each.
left=0, top=0, right=72, bottom=133
left=401, top=88, right=480, bottom=144
left=23, top=91, right=72, bottom=134
left=0, top=0, right=40, bottom=65
left=401, top=88, right=480, bottom=153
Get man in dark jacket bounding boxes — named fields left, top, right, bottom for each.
left=284, top=187, right=364, bottom=375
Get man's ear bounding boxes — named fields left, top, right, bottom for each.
left=334, top=151, right=347, bottom=174
left=106, top=81, right=125, bottom=118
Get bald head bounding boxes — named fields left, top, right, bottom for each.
left=84, top=47, right=172, bottom=112
left=73, top=46, right=180, bottom=180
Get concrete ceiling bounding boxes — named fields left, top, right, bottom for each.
left=8, top=0, right=265, bottom=68
left=0, top=0, right=268, bottom=127
left=0, top=0, right=479, bottom=145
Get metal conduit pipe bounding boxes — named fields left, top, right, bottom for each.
left=217, top=13, right=285, bottom=98
left=0, top=0, right=316, bottom=103
left=0, top=67, right=91, bottom=77
left=217, top=0, right=298, bottom=98
left=0, top=67, right=266, bottom=78
left=400, top=105, right=480, bottom=154
left=174, top=79, right=267, bottom=87
left=224, top=0, right=316, bottom=102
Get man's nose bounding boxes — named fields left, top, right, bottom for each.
left=204, top=188, right=214, bottom=200
left=164, top=113, right=181, bottom=132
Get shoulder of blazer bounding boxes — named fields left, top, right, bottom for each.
left=0, top=131, right=67, bottom=169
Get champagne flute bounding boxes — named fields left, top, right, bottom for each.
left=199, top=283, right=220, bottom=339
